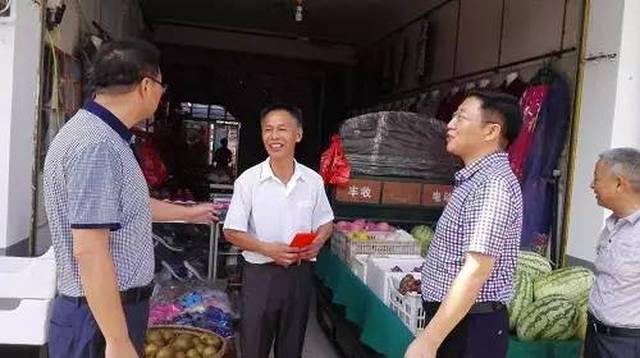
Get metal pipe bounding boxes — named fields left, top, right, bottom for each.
left=559, top=0, right=591, bottom=267
left=28, top=0, right=49, bottom=257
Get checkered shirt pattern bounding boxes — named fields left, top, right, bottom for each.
left=43, top=107, right=154, bottom=297
left=421, top=152, right=523, bottom=304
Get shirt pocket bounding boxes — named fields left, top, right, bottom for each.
left=293, top=200, right=314, bottom=232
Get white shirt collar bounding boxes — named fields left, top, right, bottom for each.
left=605, top=209, right=640, bottom=230
left=259, top=158, right=305, bottom=185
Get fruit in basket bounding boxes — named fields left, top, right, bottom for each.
left=410, top=225, right=434, bottom=256
left=352, top=219, right=367, bottom=231
left=145, top=343, right=159, bottom=356
left=335, top=221, right=353, bottom=232
left=399, top=274, right=421, bottom=295
left=203, top=346, right=218, bottom=357
left=148, top=330, right=166, bottom=346
left=204, top=335, right=223, bottom=349
left=186, top=348, right=201, bottom=357
left=375, top=221, right=393, bottom=232
left=145, top=329, right=222, bottom=358
left=348, top=230, right=369, bottom=242
left=172, top=334, right=194, bottom=351
left=161, top=329, right=175, bottom=342
left=156, top=346, right=177, bottom=358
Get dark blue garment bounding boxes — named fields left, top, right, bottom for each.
left=519, top=72, right=571, bottom=250
left=48, top=296, right=149, bottom=358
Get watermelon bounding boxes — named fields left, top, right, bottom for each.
left=517, top=295, right=577, bottom=341
left=410, top=225, right=434, bottom=256
left=534, top=267, right=594, bottom=302
left=508, top=271, right=533, bottom=330
left=517, top=251, right=552, bottom=280
left=574, top=302, right=588, bottom=340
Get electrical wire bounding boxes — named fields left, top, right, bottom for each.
left=0, top=0, right=12, bottom=15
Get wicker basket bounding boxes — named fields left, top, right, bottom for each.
left=146, top=325, right=226, bottom=358
left=331, top=230, right=421, bottom=265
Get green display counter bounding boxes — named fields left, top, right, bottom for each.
left=314, top=249, right=582, bottom=358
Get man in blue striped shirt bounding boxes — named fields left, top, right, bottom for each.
left=44, top=39, right=217, bottom=358
left=406, top=90, right=523, bottom=358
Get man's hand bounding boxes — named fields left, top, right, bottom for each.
left=404, top=336, right=438, bottom=358
left=299, top=236, right=326, bottom=261
left=105, top=339, right=139, bottom=358
left=261, top=242, right=301, bottom=267
left=184, top=203, right=218, bottom=224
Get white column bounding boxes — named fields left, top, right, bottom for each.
left=0, top=1, right=42, bottom=251
left=566, top=0, right=640, bottom=263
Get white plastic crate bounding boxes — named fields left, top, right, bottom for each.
left=0, top=298, right=53, bottom=345
left=0, top=248, right=56, bottom=299
left=331, top=230, right=420, bottom=265
left=387, top=275, right=427, bottom=334
left=364, top=255, right=424, bottom=304
left=0, top=248, right=56, bottom=345
left=350, top=254, right=369, bottom=281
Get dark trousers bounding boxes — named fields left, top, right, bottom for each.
left=584, top=313, right=640, bottom=358
left=423, top=302, right=509, bottom=358
left=241, top=261, right=313, bottom=358
left=48, top=295, right=149, bottom=358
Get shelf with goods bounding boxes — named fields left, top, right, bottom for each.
left=329, top=174, right=453, bottom=228
left=209, top=184, right=243, bottom=287
left=314, top=249, right=583, bottom=358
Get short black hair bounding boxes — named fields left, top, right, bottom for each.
left=89, top=39, right=161, bottom=93
left=467, top=89, right=522, bottom=146
left=220, top=138, right=228, bottom=146
left=260, top=104, right=304, bottom=127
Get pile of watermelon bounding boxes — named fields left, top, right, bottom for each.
left=507, top=251, right=593, bottom=342
left=410, top=225, right=434, bottom=257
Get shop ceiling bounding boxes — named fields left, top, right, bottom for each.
left=139, top=0, right=442, bottom=47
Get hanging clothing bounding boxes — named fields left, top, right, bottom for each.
left=416, top=20, right=429, bottom=78
left=416, top=94, right=440, bottom=118
left=501, top=77, right=528, bottom=99
left=519, top=73, right=571, bottom=250
left=436, top=90, right=466, bottom=123
left=508, top=84, right=551, bottom=181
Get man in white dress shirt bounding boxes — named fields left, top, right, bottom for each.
left=223, top=104, right=334, bottom=358
left=586, top=147, right=640, bottom=358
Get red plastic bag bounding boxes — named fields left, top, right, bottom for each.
left=140, top=140, right=168, bottom=188
left=320, top=134, right=351, bottom=187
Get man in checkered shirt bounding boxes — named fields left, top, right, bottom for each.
left=406, top=90, right=523, bottom=358
left=44, top=40, right=217, bottom=358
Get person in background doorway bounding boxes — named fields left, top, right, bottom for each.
left=405, top=90, right=523, bottom=358
left=585, top=148, right=640, bottom=358
left=223, top=104, right=334, bottom=358
left=43, top=39, right=217, bottom=358
left=214, top=137, right=233, bottom=169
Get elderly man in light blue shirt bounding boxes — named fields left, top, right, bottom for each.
left=586, top=147, right=640, bottom=358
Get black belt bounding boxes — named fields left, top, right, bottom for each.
left=60, top=284, right=154, bottom=306
left=588, top=312, right=640, bottom=338
left=423, top=301, right=506, bottom=315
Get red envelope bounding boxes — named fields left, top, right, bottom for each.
left=290, top=232, right=316, bottom=248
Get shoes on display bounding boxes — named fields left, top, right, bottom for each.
left=183, top=258, right=207, bottom=282
left=153, top=233, right=184, bottom=252
left=161, top=259, right=192, bottom=282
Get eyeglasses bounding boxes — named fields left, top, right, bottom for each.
left=144, top=76, right=168, bottom=93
